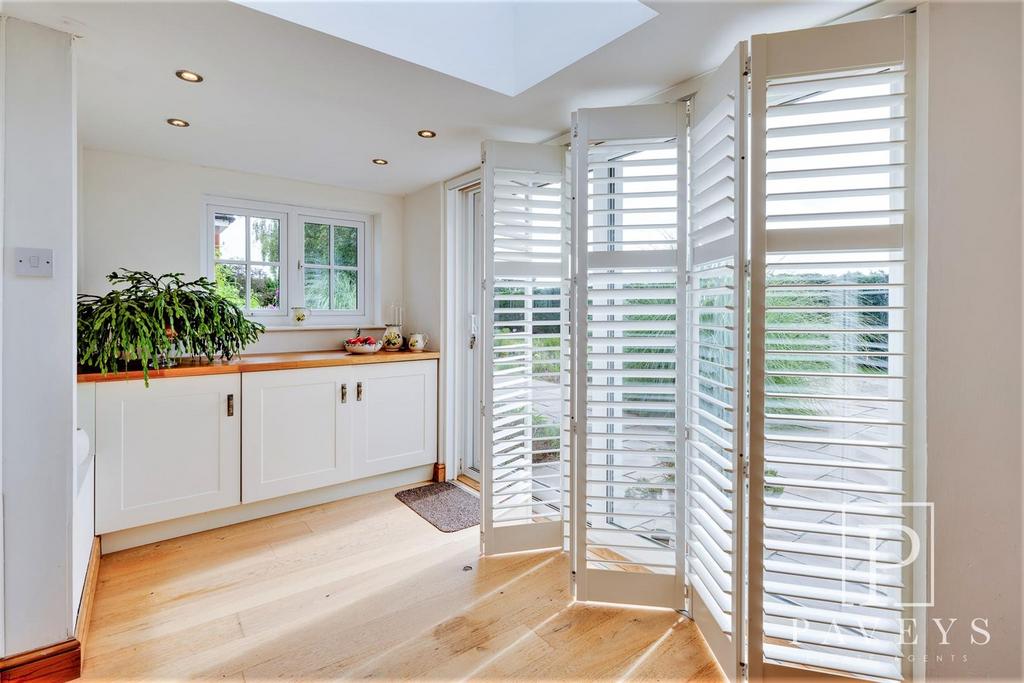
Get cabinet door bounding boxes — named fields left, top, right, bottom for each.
left=351, top=360, right=438, bottom=479
left=242, top=367, right=352, bottom=502
left=95, top=374, right=241, bottom=533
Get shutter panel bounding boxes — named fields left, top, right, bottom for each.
left=481, top=141, right=571, bottom=555
left=749, top=16, right=913, bottom=681
left=570, top=103, right=686, bottom=608
left=683, top=42, right=747, bottom=681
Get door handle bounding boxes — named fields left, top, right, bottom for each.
left=356, top=381, right=364, bottom=401
left=340, top=383, right=348, bottom=403
left=227, top=393, right=235, bottom=417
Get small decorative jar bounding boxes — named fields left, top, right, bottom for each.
left=408, top=333, right=428, bottom=352
left=291, top=307, right=309, bottom=326
left=382, top=324, right=403, bottom=352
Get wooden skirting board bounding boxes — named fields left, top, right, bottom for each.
left=76, top=539, right=102, bottom=657
left=0, top=538, right=100, bottom=682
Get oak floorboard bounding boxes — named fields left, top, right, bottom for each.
left=81, top=486, right=724, bottom=681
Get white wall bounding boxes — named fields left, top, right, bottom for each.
left=2, top=17, right=77, bottom=654
left=79, top=149, right=405, bottom=353
left=401, top=182, right=445, bottom=350
left=918, top=2, right=1023, bottom=678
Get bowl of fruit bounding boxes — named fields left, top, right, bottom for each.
left=344, top=335, right=383, bottom=354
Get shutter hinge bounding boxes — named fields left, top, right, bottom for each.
left=480, top=403, right=487, bottom=417
left=743, top=56, right=751, bottom=77
left=744, top=260, right=751, bottom=276
left=683, top=583, right=691, bottom=599
left=740, top=662, right=749, bottom=680
left=571, top=122, right=579, bottom=139
left=683, top=426, right=692, bottom=440
left=570, top=418, right=578, bottom=435
left=481, top=277, right=488, bottom=291
left=481, top=149, right=487, bottom=165
left=740, top=452, right=749, bottom=478
left=685, top=272, right=692, bottom=285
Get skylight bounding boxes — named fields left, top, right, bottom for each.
left=233, top=0, right=658, bottom=96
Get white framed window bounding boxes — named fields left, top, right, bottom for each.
left=208, top=203, right=287, bottom=316
left=204, top=196, right=376, bottom=327
left=298, top=214, right=367, bottom=316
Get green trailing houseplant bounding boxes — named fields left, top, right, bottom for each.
left=78, top=269, right=265, bottom=384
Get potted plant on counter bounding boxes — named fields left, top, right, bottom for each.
left=78, top=269, right=265, bottom=384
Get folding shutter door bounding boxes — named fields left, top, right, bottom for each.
left=571, top=103, right=686, bottom=608
left=683, top=42, right=748, bottom=681
left=748, top=16, right=913, bottom=681
left=481, top=141, right=571, bottom=555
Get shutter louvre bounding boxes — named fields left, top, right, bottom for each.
left=571, top=103, right=686, bottom=609
left=682, top=42, right=748, bottom=682
left=749, top=16, right=913, bottom=682
left=481, top=141, right=570, bottom=555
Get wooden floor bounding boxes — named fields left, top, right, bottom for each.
left=82, top=485, right=724, bottom=681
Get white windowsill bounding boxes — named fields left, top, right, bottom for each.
left=262, top=324, right=385, bottom=332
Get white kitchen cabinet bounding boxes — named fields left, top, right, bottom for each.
left=351, top=359, right=438, bottom=479
left=241, top=367, right=353, bottom=503
left=95, top=374, right=241, bottom=534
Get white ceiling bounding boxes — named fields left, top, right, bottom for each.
left=233, top=0, right=658, bottom=96
left=7, top=0, right=867, bottom=196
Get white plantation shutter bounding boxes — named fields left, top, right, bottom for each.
left=480, top=141, right=571, bottom=555
left=749, top=16, right=914, bottom=681
left=683, top=42, right=747, bottom=681
left=571, top=103, right=686, bottom=608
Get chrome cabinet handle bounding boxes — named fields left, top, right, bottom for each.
left=227, top=394, right=235, bottom=417
left=340, top=384, right=348, bottom=403
left=357, top=382, right=364, bottom=401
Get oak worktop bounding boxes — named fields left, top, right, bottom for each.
left=77, top=350, right=440, bottom=383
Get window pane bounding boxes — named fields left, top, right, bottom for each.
left=304, top=223, right=330, bottom=265
left=304, top=267, right=330, bottom=309
left=332, top=269, right=358, bottom=310
left=249, top=265, right=280, bottom=309
left=214, top=213, right=246, bottom=261
left=250, top=217, right=280, bottom=263
left=333, top=225, right=358, bottom=267
left=214, top=262, right=246, bottom=307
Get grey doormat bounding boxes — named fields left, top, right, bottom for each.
left=395, top=482, right=480, bottom=532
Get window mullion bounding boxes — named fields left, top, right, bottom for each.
left=245, top=215, right=252, bottom=313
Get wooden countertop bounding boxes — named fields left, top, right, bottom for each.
left=77, top=350, right=440, bottom=383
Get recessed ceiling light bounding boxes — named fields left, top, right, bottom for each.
left=176, top=69, right=204, bottom=83
left=417, top=129, right=437, bottom=138
left=372, top=158, right=389, bottom=165
left=166, top=118, right=190, bottom=128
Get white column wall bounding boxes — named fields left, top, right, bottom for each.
left=918, top=2, right=1023, bottom=678
left=1, top=17, right=78, bottom=654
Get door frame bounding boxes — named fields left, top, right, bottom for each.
left=443, top=169, right=483, bottom=482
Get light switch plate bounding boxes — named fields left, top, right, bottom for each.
left=14, top=247, right=54, bottom=277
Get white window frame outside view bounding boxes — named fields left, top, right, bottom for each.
left=204, top=196, right=376, bottom=328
